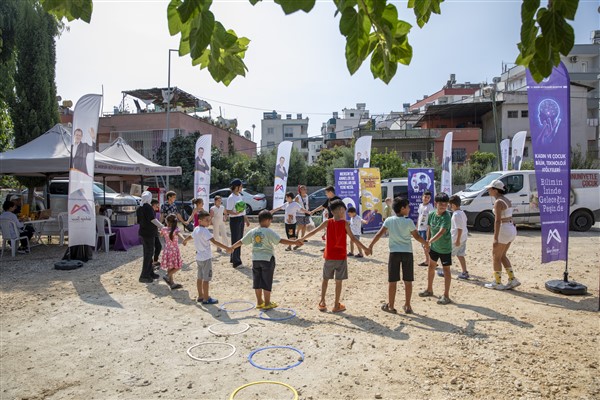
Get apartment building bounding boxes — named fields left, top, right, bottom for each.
left=260, top=111, right=309, bottom=158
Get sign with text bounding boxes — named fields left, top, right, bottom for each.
left=194, top=134, right=212, bottom=207
left=334, top=169, right=360, bottom=218
left=407, top=168, right=435, bottom=224
left=526, top=62, right=570, bottom=263
left=359, top=168, right=383, bottom=233
left=272, top=140, right=293, bottom=208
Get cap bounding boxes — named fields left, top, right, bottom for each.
left=485, top=179, right=505, bottom=191
left=230, top=178, right=242, bottom=187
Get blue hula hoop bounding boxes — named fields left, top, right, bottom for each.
left=248, top=346, right=304, bottom=371
left=258, top=308, right=297, bottom=321
left=219, top=300, right=255, bottom=313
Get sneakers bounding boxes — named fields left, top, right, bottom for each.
left=484, top=281, right=507, bottom=290
left=285, top=247, right=292, bottom=251
left=457, top=271, right=470, bottom=280
left=355, top=254, right=364, bottom=258
left=436, top=269, right=444, bottom=277
left=437, top=296, right=451, bottom=305
left=418, top=290, right=434, bottom=297
left=506, top=278, right=521, bottom=289
left=202, top=297, right=219, bottom=305
left=418, top=262, right=429, bottom=267
left=347, top=252, right=354, bottom=257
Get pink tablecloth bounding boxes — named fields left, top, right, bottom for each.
left=111, top=225, right=142, bottom=251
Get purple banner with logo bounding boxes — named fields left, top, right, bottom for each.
left=334, top=168, right=360, bottom=219
left=408, top=168, right=435, bottom=224
left=526, top=62, right=570, bottom=263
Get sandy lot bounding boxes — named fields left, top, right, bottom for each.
left=1, top=222, right=599, bottom=400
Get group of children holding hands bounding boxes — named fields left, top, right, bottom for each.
left=155, top=184, right=475, bottom=316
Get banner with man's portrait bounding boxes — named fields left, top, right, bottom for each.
left=272, top=140, right=293, bottom=208
left=354, top=136, right=372, bottom=168
left=194, top=135, right=212, bottom=207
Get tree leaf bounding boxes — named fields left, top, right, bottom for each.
left=167, top=0, right=184, bottom=35
left=41, top=0, right=93, bottom=23
left=189, top=10, right=214, bottom=59
left=274, top=0, right=316, bottom=14
left=342, top=8, right=370, bottom=74
left=408, top=0, right=444, bottom=28
left=551, top=0, right=579, bottom=20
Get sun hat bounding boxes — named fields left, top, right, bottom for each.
left=485, top=179, right=505, bottom=191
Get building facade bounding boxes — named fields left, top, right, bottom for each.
left=322, top=103, right=369, bottom=148
left=260, top=111, right=309, bottom=157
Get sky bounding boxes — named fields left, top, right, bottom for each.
left=55, top=0, right=600, bottom=147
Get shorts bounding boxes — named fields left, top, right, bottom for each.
left=452, top=242, right=467, bottom=257
left=352, top=235, right=361, bottom=241
left=285, top=223, right=297, bottom=239
left=418, top=230, right=427, bottom=240
left=323, top=259, right=348, bottom=280
left=196, top=259, right=213, bottom=281
left=388, top=252, right=414, bottom=282
left=498, top=223, right=517, bottom=244
left=296, top=216, right=310, bottom=226
left=429, top=250, right=452, bottom=266
left=252, top=257, right=276, bottom=291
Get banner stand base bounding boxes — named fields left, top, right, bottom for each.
left=54, top=260, right=84, bottom=271
left=545, top=280, right=587, bottom=296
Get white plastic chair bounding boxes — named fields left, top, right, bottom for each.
left=58, top=212, right=69, bottom=246
left=0, top=219, right=31, bottom=257
left=95, top=215, right=115, bottom=253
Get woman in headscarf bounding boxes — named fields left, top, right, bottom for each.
left=136, top=191, right=164, bottom=283
left=226, top=179, right=250, bottom=268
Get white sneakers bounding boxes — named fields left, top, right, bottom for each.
left=485, top=278, right=521, bottom=290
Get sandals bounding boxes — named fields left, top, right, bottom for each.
left=418, top=262, right=429, bottom=266
left=437, top=296, right=451, bottom=305
left=169, top=283, right=183, bottom=290
left=263, top=301, right=279, bottom=310
left=256, top=303, right=265, bottom=309
left=418, top=290, right=434, bottom=297
left=403, top=305, right=414, bottom=314
left=381, top=303, right=397, bottom=314
left=332, top=303, right=346, bottom=313
left=318, top=302, right=327, bottom=312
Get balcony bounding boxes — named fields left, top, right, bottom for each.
left=356, top=129, right=441, bottom=140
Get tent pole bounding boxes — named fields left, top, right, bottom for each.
left=103, top=176, right=106, bottom=206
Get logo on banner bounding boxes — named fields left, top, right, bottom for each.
left=275, top=184, right=284, bottom=192
left=70, top=204, right=91, bottom=215
left=546, top=229, right=562, bottom=244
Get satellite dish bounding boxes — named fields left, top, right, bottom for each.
left=244, top=130, right=251, bottom=139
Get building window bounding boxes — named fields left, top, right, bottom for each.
left=267, top=127, right=274, bottom=135
left=452, top=148, right=467, bottom=162
left=507, top=111, right=518, bottom=118
left=301, top=140, right=308, bottom=149
left=284, top=126, right=293, bottom=138
left=521, top=110, right=528, bottom=118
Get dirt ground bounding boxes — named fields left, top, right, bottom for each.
left=1, top=222, right=599, bottom=400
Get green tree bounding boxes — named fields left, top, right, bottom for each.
left=371, top=149, right=407, bottom=179
left=42, top=0, right=580, bottom=85
left=155, top=132, right=200, bottom=191
left=469, top=151, right=497, bottom=180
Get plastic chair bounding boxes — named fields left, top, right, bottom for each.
left=95, top=215, right=115, bottom=253
left=58, top=212, right=69, bottom=246
left=0, top=219, right=31, bottom=257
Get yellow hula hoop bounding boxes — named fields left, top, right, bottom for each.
left=229, top=380, right=298, bottom=400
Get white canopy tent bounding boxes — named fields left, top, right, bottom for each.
left=100, top=137, right=181, bottom=176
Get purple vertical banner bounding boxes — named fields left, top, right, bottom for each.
left=526, top=62, right=570, bottom=263
left=334, top=168, right=360, bottom=218
left=408, top=168, right=435, bottom=224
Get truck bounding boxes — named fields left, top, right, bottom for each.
left=456, top=170, right=600, bottom=232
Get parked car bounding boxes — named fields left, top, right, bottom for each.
left=5, top=190, right=46, bottom=212
left=208, top=188, right=267, bottom=214
left=47, top=179, right=141, bottom=213
left=307, top=188, right=328, bottom=211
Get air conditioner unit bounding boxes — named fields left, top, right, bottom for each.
left=570, top=56, right=578, bottom=63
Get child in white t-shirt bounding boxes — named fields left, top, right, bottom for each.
left=183, top=210, right=231, bottom=304
left=449, top=195, right=469, bottom=280
left=347, top=206, right=366, bottom=258
left=210, top=195, right=228, bottom=252
left=271, top=191, right=308, bottom=251
left=417, top=191, right=434, bottom=266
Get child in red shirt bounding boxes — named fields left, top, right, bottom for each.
left=302, top=200, right=370, bottom=312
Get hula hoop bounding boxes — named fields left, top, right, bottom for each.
left=258, top=308, right=297, bottom=321
left=219, top=300, right=255, bottom=313
left=208, top=322, right=250, bottom=336
left=187, top=342, right=236, bottom=362
left=229, top=380, right=298, bottom=400
left=247, top=346, right=304, bottom=371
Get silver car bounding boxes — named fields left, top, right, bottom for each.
left=209, top=188, right=267, bottom=215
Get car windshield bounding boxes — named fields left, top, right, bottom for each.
left=464, top=172, right=503, bottom=192
left=93, top=183, right=117, bottom=194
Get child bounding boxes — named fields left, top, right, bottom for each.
left=417, top=191, right=434, bottom=266
left=419, top=193, right=452, bottom=305
left=151, top=199, right=162, bottom=269
left=183, top=210, right=231, bottom=304
left=159, top=214, right=186, bottom=290
left=210, top=195, right=228, bottom=253
left=449, top=195, right=469, bottom=280
left=231, top=210, right=301, bottom=310
left=187, top=198, right=205, bottom=228
left=382, top=197, right=392, bottom=220
left=271, top=192, right=309, bottom=251
left=369, top=198, right=429, bottom=314
left=302, top=200, right=370, bottom=313
left=347, top=206, right=366, bottom=258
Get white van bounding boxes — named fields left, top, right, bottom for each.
left=456, top=170, right=600, bottom=232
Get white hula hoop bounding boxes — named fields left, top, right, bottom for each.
left=208, top=322, right=251, bottom=336
left=187, top=342, right=236, bottom=362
